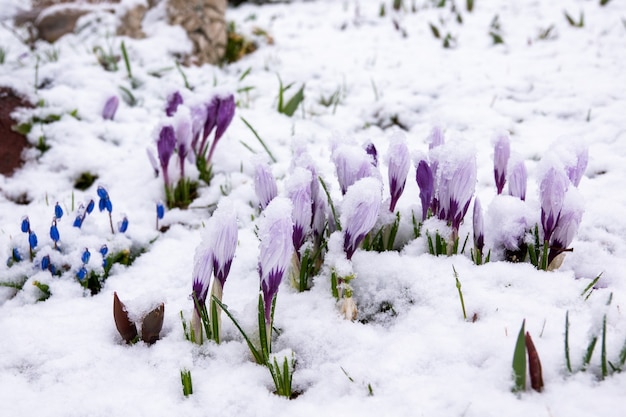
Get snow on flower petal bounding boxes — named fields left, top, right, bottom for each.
left=207, top=198, right=238, bottom=288
left=254, top=159, right=278, bottom=210
left=286, top=167, right=312, bottom=251
left=386, top=133, right=410, bottom=212
left=493, top=132, right=510, bottom=195
left=540, top=167, right=568, bottom=242
left=341, top=177, right=382, bottom=260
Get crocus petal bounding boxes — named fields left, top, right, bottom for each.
left=386, top=134, right=410, bottom=212
left=341, top=177, right=382, bottom=259
left=428, top=126, right=445, bottom=150
left=254, top=160, right=278, bottom=210
left=102, top=96, right=119, bottom=120
left=493, top=132, right=510, bottom=195
left=332, top=144, right=373, bottom=195
left=508, top=158, right=527, bottom=201
left=192, top=244, right=213, bottom=311
left=215, top=94, right=236, bottom=142
left=416, top=159, right=434, bottom=221
left=473, top=197, right=484, bottom=252
left=165, top=91, right=183, bottom=117
left=364, top=142, right=378, bottom=167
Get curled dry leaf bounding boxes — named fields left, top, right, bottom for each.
left=525, top=331, right=544, bottom=392
left=113, top=292, right=138, bottom=343
left=141, top=303, right=165, bottom=345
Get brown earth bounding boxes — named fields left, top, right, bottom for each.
left=0, top=88, right=31, bottom=176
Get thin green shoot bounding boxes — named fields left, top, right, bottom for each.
left=240, top=116, right=277, bottom=163
left=453, top=266, right=467, bottom=320
left=239, top=140, right=258, bottom=154
left=581, top=273, right=602, bottom=299
left=239, top=66, right=252, bottom=82
left=601, top=314, right=608, bottom=379
left=582, top=335, right=598, bottom=371
left=180, top=369, right=193, bottom=396
left=120, top=41, right=132, bottom=80
left=318, top=176, right=341, bottom=231
left=512, top=320, right=527, bottom=392
left=565, top=311, right=572, bottom=372
left=175, top=61, right=191, bottom=90
left=212, top=295, right=264, bottom=364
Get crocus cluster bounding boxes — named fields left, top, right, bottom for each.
left=152, top=92, right=236, bottom=209
left=416, top=131, right=477, bottom=250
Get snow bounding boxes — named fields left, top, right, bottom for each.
left=1, top=0, right=626, bottom=416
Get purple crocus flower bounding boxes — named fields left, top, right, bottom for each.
left=102, top=96, right=119, bottom=121
left=208, top=199, right=238, bottom=289
left=386, top=135, right=410, bottom=212
left=565, top=146, right=588, bottom=187
left=540, top=167, right=568, bottom=242
left=146, top=148, right=160, bottom=178
left=416, top=159, right=434, bottom=221
left=438, top=151, right=477, bottom=231
left=258, top=197, right=294, bottom=325
left=332, top=144, right=373, bottom=195
left=165, top=91, right=183, bottom=117
left=204, top=94, right=236, bottom=164
left=508, top=158, right=527, bottom=201
left=493, top=133, right=510, bottom=195
left=364, top=142, right=378, bottom=167
left=473, top=197, right=484, bottom=253
left=191, top=243, right=213, bottom=313
left=287, top=168, right=312, bottom=252
left=174, top=110, right=193, bottom=178
left=341, top=177, right=382, bottom=260
left=157, top=125, right=176, bottom=187
left=254, top=160, right=278, bottom=210
left=548, top=204, right=583, bottom=265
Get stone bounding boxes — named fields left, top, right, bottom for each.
left=0, top=88, right=31, bottom=176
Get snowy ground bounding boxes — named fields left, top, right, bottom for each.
left=1, top=0, right=626, bottom=416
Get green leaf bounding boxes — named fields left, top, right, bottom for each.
left=240, top=116, right=277, bottom=163
left=212, top=295, right=264, bottom=364
left=582, top=336, right=598, bottom=370
left=512, top=320, right=527, bottom=392
left=601, top=314, right=608, bottom=379
left=429, top=23, right=441, bottom=39
left=565, top=311, right=572, bottom=373
left=281, top=84, right=305, bottom=117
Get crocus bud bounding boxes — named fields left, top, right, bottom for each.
left=157, top=125, right=176, bottom=187
left=286, top=168, right=312, bottom=252
left=102, top=96, right=119, bottom=120
left=473, top=197, right=484, bottom=253
left=416, top=159, right=434, bottom=221
left=508, top=158, right=527, bottom=201
left=565, top=146, right=588, bottom=187
left=206, top=94, right=236, bottom=164
left=165, top=91, right=183, bottom=117
left=254, top=160, right=278, bottom=210
left=540, top=167, right=568, bottom=242
left=341, top=177, right=382, bottom=260
left=386, top=134, right=410, bottom=212
left=438, top=147, right=477, bottom=231
left=191, top=242, right=213, bottom=313
left=332, top=144, right=373, bottom=195
left=493, top=132, right=510, bottom=195
left=208, top=198, right=238, bottom=288
left=258, top=197, right=294, bottom=324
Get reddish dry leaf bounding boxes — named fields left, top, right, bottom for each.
left=525, top=331, right=544, bottom=392
left=113, top=292, right=138, bottom=343
left=141, top=303, right=164, bottom=345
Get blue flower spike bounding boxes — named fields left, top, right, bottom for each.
left=50, top=219, right=60, bottom=248
left=28, top=231, right=38, bottom=250
left=97, top=186, right=113, bottom=213
left=21, top=216, right=30, bottom=233
left=156, top=201, right=165, bottom=230
left=76, top=266, right=87, bottom=281
left=54, top=202, right=63, bottom=220
left=100, top=245, right=109, bottom=268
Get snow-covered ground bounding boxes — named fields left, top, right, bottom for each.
left=1, top=0, right=626, bottom=416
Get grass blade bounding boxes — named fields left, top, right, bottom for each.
left=512, top=320, right=527, bottom=392
left=240, top=116, right=277, bottom=163
left=212, top=295, right=264, bottom=364
left=453, top=266, right=467, bottom=320
left=565, top=311, right=572, bottom=373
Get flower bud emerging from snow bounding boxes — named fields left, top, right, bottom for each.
left=386, top=134, right=410, bottom=212
left=416, top=159, right=434, bottom=221
left=54, top=202, right=63, bottom=220
left=540, top=167, right=568, bottom=242
left=165, top=91, right=183, bottom=117
left=28, top=231, right=38, bottom=249
left=97, top=185, right=113, bottom=213
left=341, top=177, right=382, bottom=260
left=258, top=197, right=294, bottom=324
left=332, top=144, right=373, bottom=195
left=41, top=255, right=50, bottom=270
left=205, top=94, right=236, bottom=163
left=287, top=168, right=312, bottom=252
left=565, top=146, right=588, bottom=187
left=102, top=96, right=119, bottom=120
left=81, top=248, right=91, bottom=265
left=174, top=108, right=193, bottom=177
left=208, top=199, right=238, bottom=288
left=254, top=160, right=278, bottom=210
left=437, top=145, right=477, bottom=231
left=118, top=215, right=129, bottom=233
left=156, top=201, right=165, bottom=220
left=473, top=197, right=484, bottom=252
left=192, top=243, right=213, bottom=313
left=493, top=132, right=510, bottom=195
left=157, top=125, right=176, bottom=187
left=428, top=126, right=445, bottom=150
left=508, top=158, right=527, bottom=201
left=21, top=216, right=30, bottom=233
left=50, top=219, right=60, bottom=243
